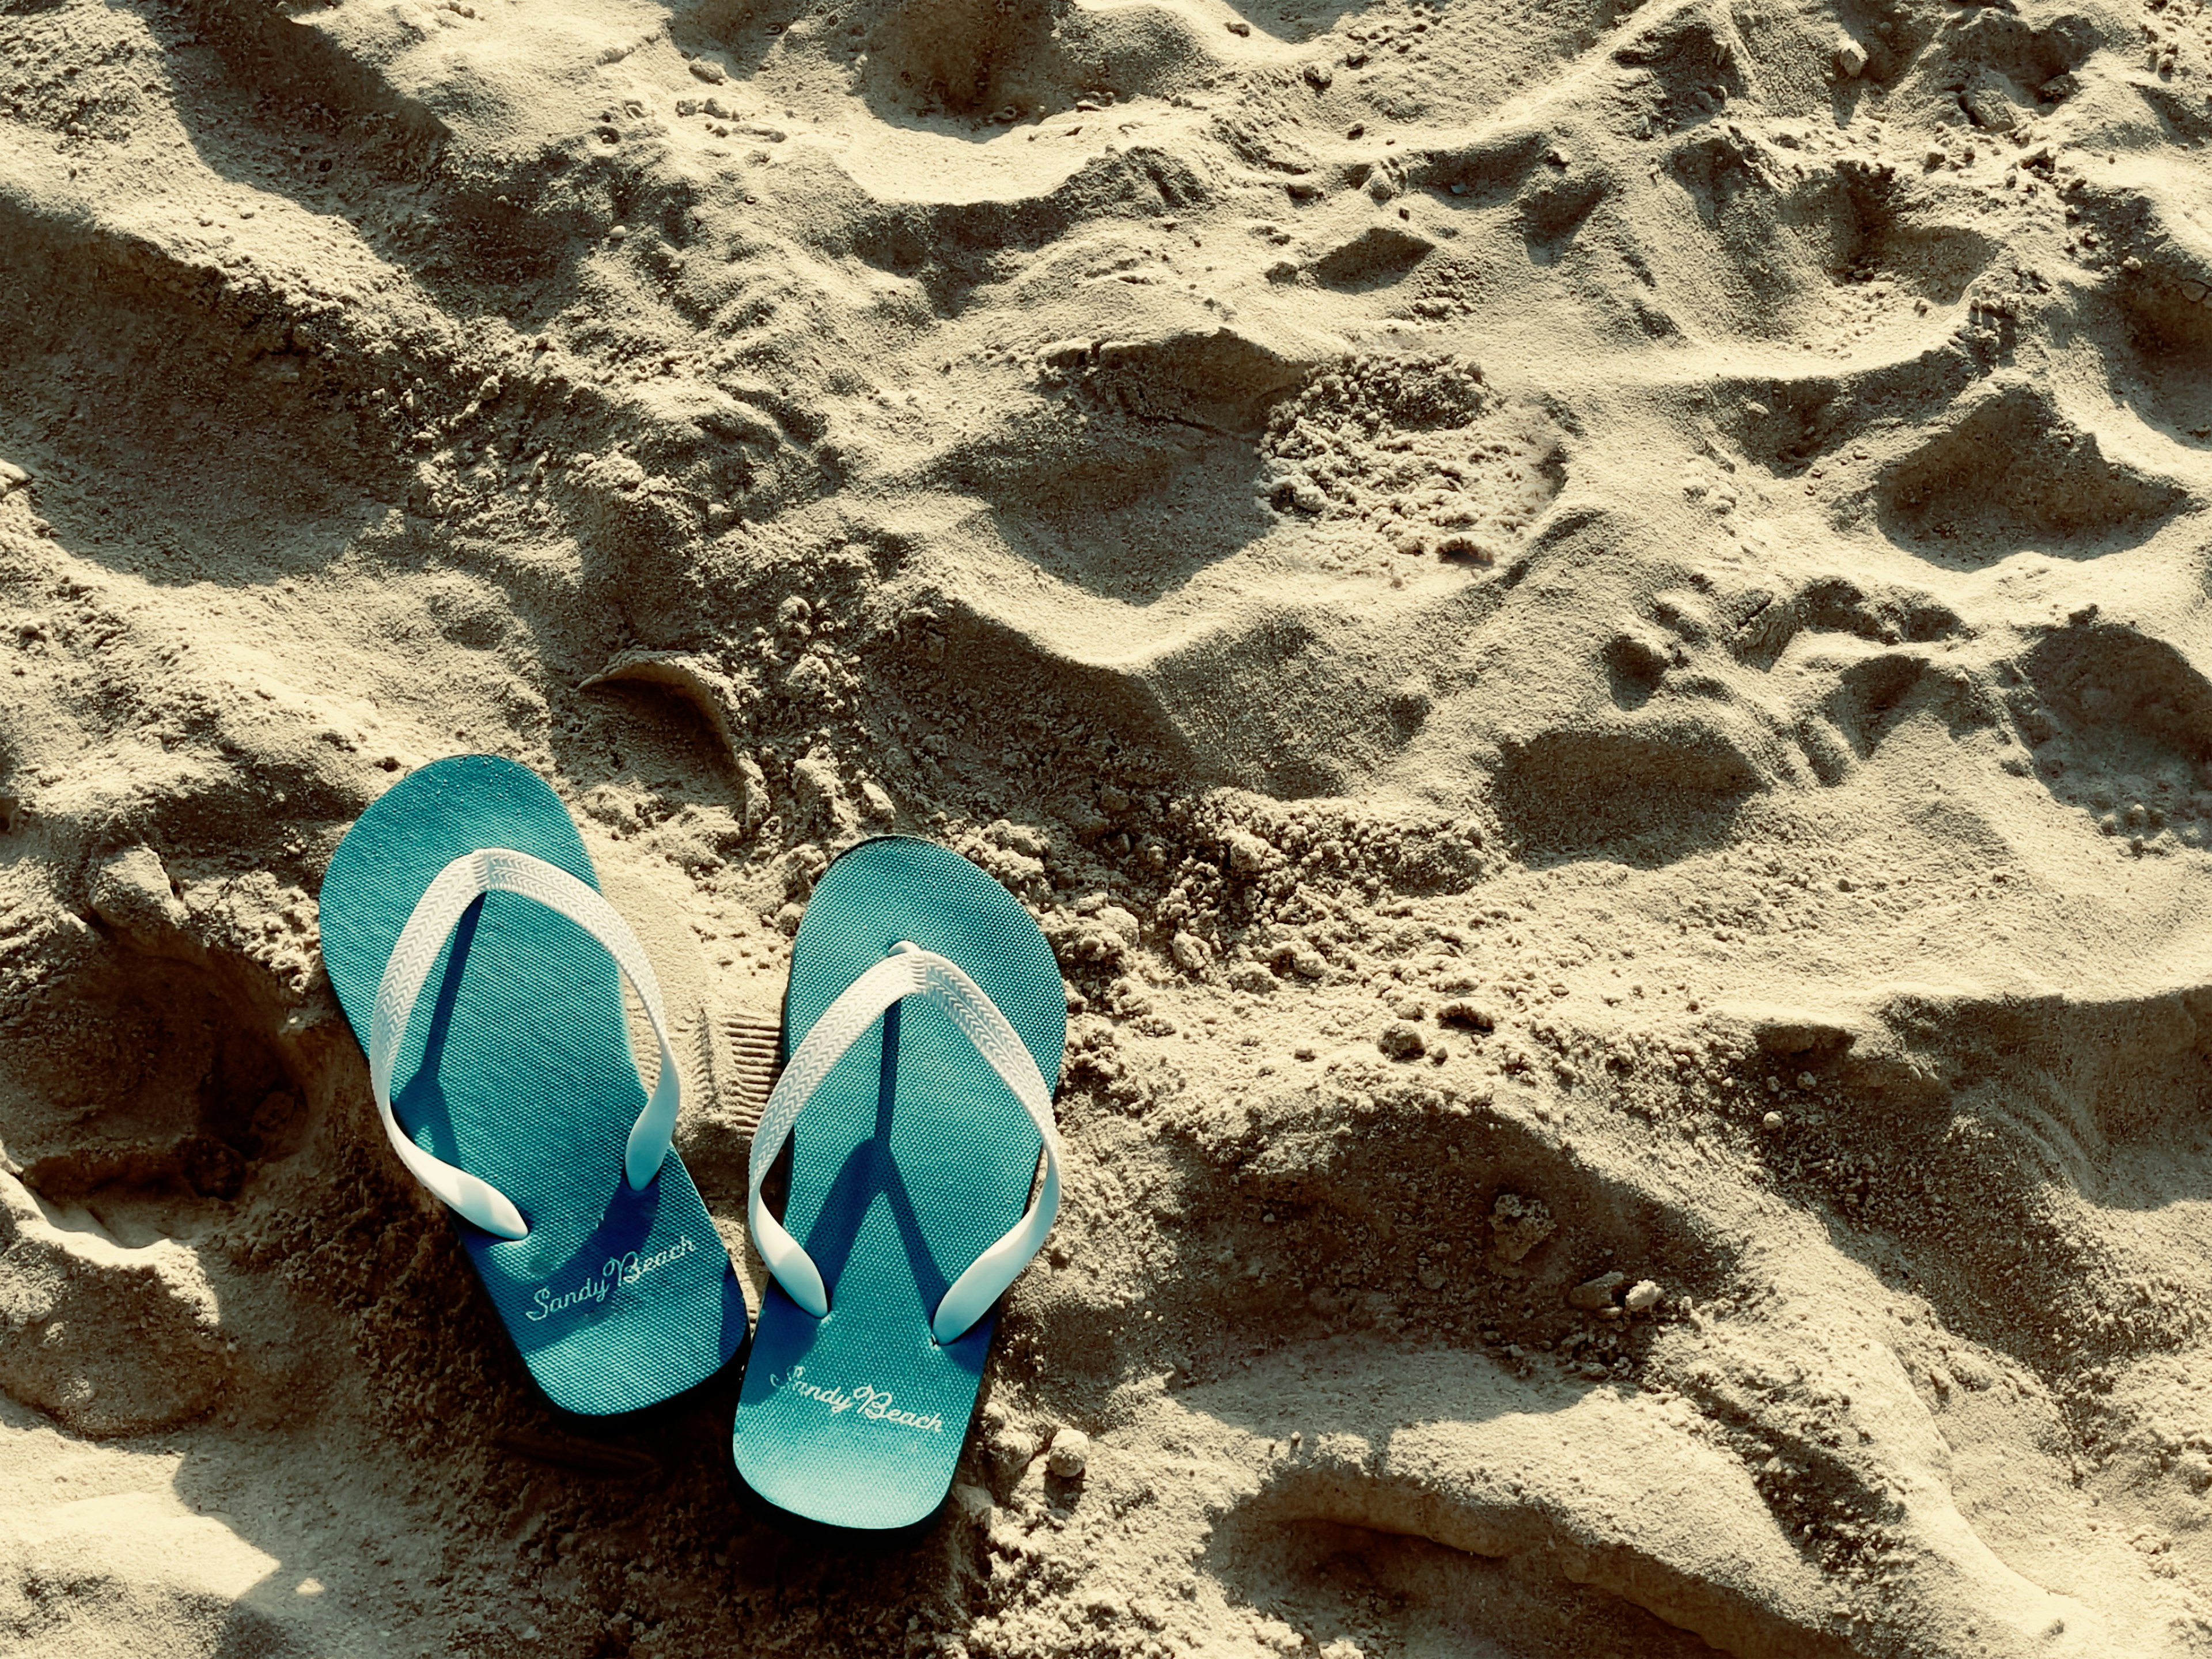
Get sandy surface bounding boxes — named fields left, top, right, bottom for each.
left=4, top=0, right=2212, bottom=1650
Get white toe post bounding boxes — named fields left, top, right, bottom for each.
left=368, top=848, right=681, bottom=1240
left=747, top=944, right=1062, bottom=1343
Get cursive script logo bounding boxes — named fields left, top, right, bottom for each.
left=766, top=1365, right=944, bottom=1433
left=527, top=1235, right=698, bottom=1323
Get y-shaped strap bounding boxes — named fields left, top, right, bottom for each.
left=748, top=943, right=1062, bottom=1343
left=369, top=848, right=679, bottom=1241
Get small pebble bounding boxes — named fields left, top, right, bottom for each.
left=1623, top=1279, right=1662, bottom=1314
left=1046, top=1429, right=1090, bottom=1478
left=1437, top=998, right=1495, bottom=1031
left=1567, top=1271, right=1626, bottom=1311
left=987, top=1426, right=1038, bottom=1485
left=1763, top=1110, right=1784, bottom=1129
left=1378, top=1020, right=1425, bottom=1060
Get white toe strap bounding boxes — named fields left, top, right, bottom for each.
left=748, top=943, right=1062, bottom=1343
left=368, top=848, right=680, bottom=1241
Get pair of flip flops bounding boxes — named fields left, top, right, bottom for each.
left=320, top=755, right=1065, bottom=1531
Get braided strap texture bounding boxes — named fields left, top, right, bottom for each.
left=748, top=942, right=1062, bottom=1342
left=369, top=848, right=680, bottom=1240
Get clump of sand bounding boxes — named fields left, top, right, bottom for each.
left=3, top=0, right=2212, bottom=1650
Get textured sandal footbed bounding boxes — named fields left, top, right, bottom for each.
left=319, top=754, right=747, bottom=1417
left=732, top=836, right=1065, bottom=1532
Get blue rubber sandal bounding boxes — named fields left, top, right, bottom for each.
left=320, top=755, right=747, bottom=1416
left=733, top=837, right=1066, bottom=1531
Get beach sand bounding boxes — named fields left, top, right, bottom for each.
left=3, top=0, right=2212, bottom=1649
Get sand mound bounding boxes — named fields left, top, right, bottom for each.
left=0, top=1177, right=230, bottom=1439
left=5, top=0, right=2212, bottom=1649
left=1876, top=378, right=2185, bottom=560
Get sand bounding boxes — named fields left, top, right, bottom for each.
left=2, top=0, right=2211, bottom=1649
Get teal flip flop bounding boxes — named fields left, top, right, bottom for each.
left=733, top=837, right=1066, bottom=1531
left=319, top=755, right=747, bottom=1416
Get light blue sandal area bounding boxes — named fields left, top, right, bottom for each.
left=319, top=755, right=747, bottom=1416
left=733, top=838, right=1067, bottom=1531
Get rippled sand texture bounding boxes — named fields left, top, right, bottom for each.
left=5, top=0, right=2212, bottom=1651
